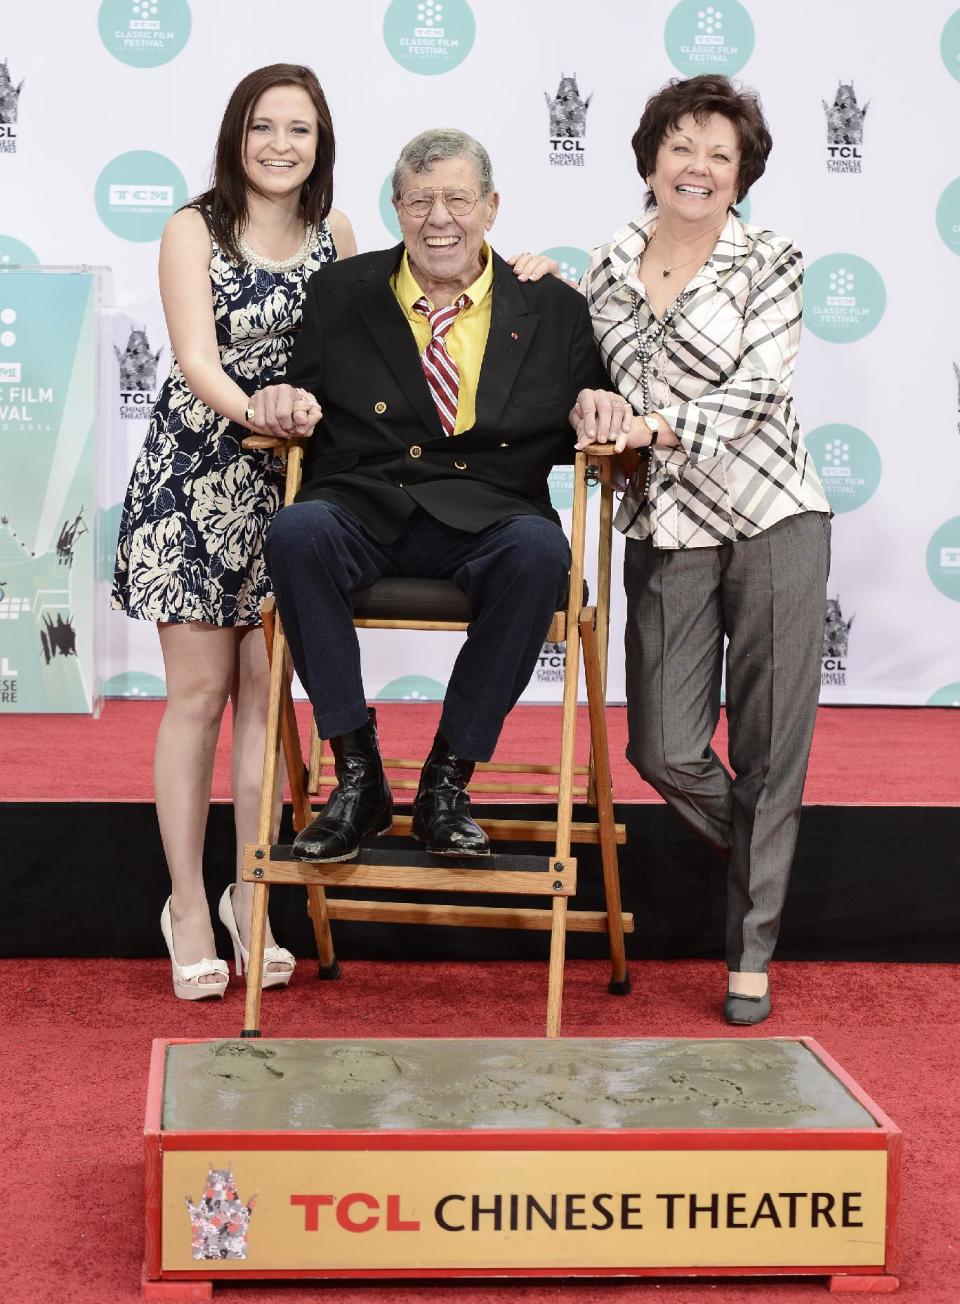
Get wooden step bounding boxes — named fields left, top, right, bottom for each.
left=243, top=844, right=576, bottom=897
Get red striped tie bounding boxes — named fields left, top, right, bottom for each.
left=413, top=294, right=470, bottom=437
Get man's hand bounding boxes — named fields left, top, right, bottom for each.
left=248, top=384, right=322, bottom=439
left=571, top=388, right=637, bottom=451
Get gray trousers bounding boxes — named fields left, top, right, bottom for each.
left=624, top=510, right=831, bottom=972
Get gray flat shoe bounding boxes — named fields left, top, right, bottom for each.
left=724, top=989, right=771, bottom=1026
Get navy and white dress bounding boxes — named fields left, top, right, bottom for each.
left=111, top=217, right=336, bottom=626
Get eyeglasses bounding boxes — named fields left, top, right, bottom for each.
left=398, top=188, right=480, bottom=217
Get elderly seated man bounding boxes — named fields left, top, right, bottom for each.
left=250, top=127, right=606, bottom=862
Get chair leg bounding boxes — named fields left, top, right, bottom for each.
left=241, top=882, right=269, bottom=1037
left=581, top=615, right=631, bottom=996
left=241, top=595, right=289, bottom=1038
left=307, top=883, right=340, bottom=980
left=545, top=897, right=568, bottom=1038
left=264, top=606, right=340, bottom=981
left=262, top=601, right=312, bottom=834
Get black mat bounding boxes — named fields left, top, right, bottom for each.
left=4, top=801, right=959, bottom=961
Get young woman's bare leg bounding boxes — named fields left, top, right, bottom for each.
left=229, top=625, right=292, bottom=977
left=156, top=622, right=237, bottom=982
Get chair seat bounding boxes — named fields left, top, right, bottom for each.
left=353, top=577, right=471, bottom=622
left=352, top=576, right=588, bottom=623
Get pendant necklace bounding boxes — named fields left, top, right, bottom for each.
left=649, top=226, right=722, bottom=279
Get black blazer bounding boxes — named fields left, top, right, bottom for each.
left=281, top=245, right=608, bottom=541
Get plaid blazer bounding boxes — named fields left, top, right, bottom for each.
left=583, top=210, right=829, bottom=549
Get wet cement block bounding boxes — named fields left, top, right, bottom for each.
left=145, top=1036, right=900, bottom=1291
left=163, top=1037, right=876, bottom=1133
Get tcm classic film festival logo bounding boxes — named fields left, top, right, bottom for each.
left=0, top=305, right=51, bottom=423
left=823, top=82, right=868, bottom=174
left=936, top=177, right=960, bottom=257
left=545, top=74, right=592, bottom=167
left=0, top=236, right=38, bottom=268
left=0, top=59, right=23, bottom=154
left=927, top=517, right=960, bottom=603
left=664, top=1, right=754, bottom=76
left=806, top=425, right=882, bottom=515
left=98, top=0, right=192, bottom=67
left=804, top=255, right=886, bottom=344
left=383, top=0, right=475, bottom=74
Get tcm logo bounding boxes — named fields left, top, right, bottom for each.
left=0, top=363, right=21, bottom=382
left=108, top=184, right=175, bottom=207
left=941, top=547, right=960, bottom=569
left=291, top=1192, right=420, bottom=1233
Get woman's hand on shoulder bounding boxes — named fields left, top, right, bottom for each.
left=327, top=208, right=358, bottom=261
left=506, top=251, right=559, bottom=282
left=571, top=389, right=636, bottom=451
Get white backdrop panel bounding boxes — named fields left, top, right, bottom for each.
left=2, top=0, right=958, bottom=706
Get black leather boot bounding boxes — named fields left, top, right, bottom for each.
left=411, top=732, right=490, bottom=857
left=292, top=709, right=392, bottom=862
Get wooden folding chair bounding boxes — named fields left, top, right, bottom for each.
left=239, top=437, right=632, bottom=1039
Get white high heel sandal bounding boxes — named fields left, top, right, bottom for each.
left=218, top=884, right=296, bottom=989
left=160, top=898, right=229, bottom=1000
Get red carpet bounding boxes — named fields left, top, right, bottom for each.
left=2, top=701, right=959, bottom=804
left=3, top=956, right=959, bottom=1303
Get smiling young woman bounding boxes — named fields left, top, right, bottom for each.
left=111, top=64, right=356, bottom=1001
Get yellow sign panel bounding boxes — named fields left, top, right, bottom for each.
left=162, top=1148, right=887, bottom=1272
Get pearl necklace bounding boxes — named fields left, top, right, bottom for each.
left=237, top=225, right=316, bottom=273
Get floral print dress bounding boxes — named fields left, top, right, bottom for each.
left=111, top=217, right=336, bottom=626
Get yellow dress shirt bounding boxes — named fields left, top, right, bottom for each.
left=391, top=244, right=494, bottom=435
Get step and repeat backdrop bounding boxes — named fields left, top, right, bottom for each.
left=1, top=1, right=959, bottom=710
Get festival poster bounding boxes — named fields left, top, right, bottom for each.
left=0, top=269, right=99, bottom=712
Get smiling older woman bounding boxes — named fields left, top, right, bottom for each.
left=573, top=75, right=831, bottom=1025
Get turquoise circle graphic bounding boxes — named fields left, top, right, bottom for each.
left=383, top=0, right=475, bottom=74
left=376, top=674, right=447, bottom=700
left=805, top=424, right=882, bottom=514
left=936, top=177, right=960, bottom=256
left=95, top=151, right=188, bottom=242
left=98, top=0, right=191, bottom=68
left=664, top=0, right=755, bottom=77
left=928, top=682, right=960, bottom=707
left=102, top=671, right=168, bottom=698
left=803, top=254, right=886, bottom=343
left=379, top=173, right=402, bottom=240
left=927, top=517, right=960, bottom=601
left=0, top=235, right=39, bottom=267
left=540, top=246, right=590, bottom=288
left=549, top=465, right=599, bottom=512
left=942, top=10, right=960, bottom=83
